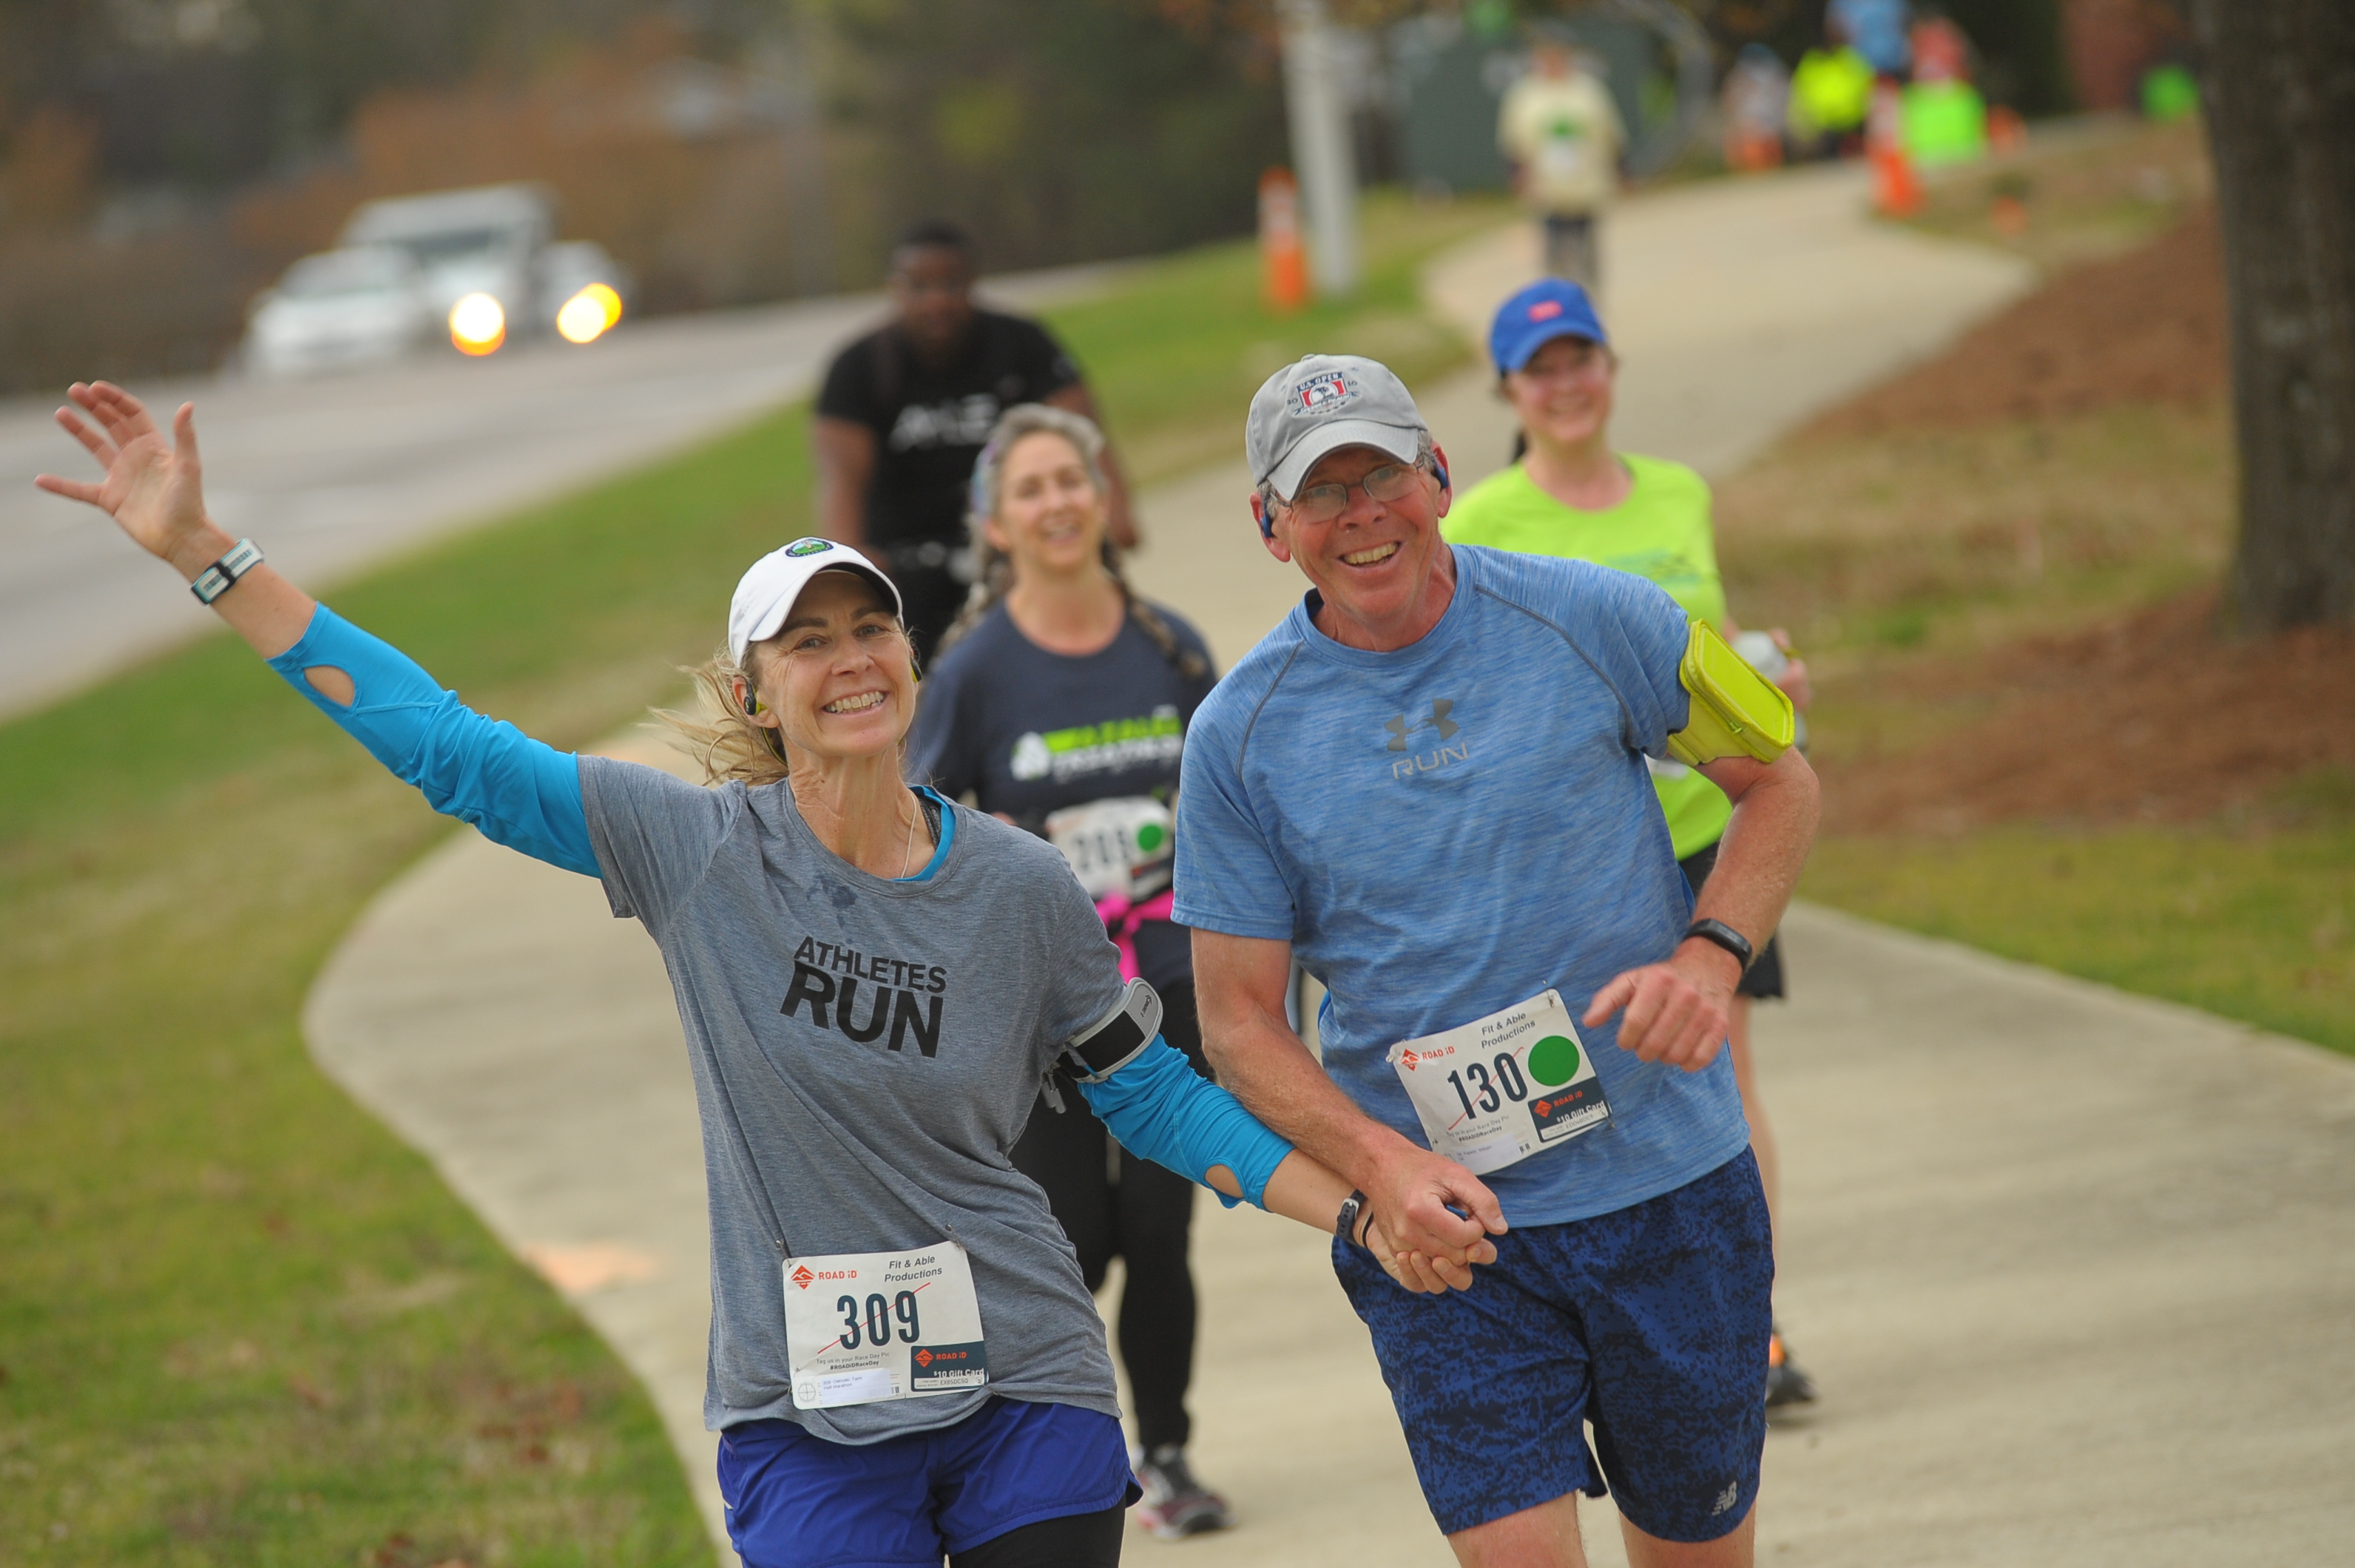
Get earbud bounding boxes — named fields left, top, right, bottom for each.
left=1433, top=459, right=1450, bottom=490
left=740, top=686, right=763, bottom=717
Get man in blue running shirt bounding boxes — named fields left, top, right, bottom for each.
left=1176, top=354, right=1820, bottom=1567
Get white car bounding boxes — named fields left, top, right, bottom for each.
left=241, top=247, right=435, bottom=379
left=342, top=183, right=554, bottom=347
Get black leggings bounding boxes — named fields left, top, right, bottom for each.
left=1010, top=983, right=1206, bottom=1453
left=952, top=1504, right=1125, bottom=1567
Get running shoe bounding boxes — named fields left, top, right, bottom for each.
left=1765, top=1324, right=1819, bottom=1409
left=1133, top=1445, right=1234, bottom=1539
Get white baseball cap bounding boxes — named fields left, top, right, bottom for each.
left=728, top=538, right=902, bottom=666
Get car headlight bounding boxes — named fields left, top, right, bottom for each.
left=450, top=293, right=506, bottom=355
left=556, top=283, right=624, bottom=344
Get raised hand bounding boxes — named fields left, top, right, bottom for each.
left=35, top=380, right=314, bottom=656
left=34, top=382, right=217, bottom=570
left=1583, top=943, right=1738, bottom=1070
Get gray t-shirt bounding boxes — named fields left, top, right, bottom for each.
left=578, top=755, right=1128, bottom=1442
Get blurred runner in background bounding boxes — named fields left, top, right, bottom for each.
left=1721, top=44, right=1793, bottom=172
left=1497, top=37, right=1625, bottom=291
left=1443, top=280, right=1821, bottom=1410
left=815, top=220, right=1138, bottom=666
left=1788, top=24, right=1876, bottom=158
left=907, top=404, right=1232, bottom=1540
left=1827, top=0, right=1913, bottom=78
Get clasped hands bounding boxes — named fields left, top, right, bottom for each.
left=1358, top=1149, right=1506, bottom=1296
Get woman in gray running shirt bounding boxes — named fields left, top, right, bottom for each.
left=39, top=380, right=1487, bottom=1568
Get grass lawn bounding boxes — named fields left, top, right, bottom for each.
left=0, top=191, right=1511, bottom=1564
left=1805, top=817, right=2355, bottom=1057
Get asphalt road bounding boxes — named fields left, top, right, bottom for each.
left=0, top=266, right=1112, bottom=723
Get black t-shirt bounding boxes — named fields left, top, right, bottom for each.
left=816, top=311, right=1083, bottom=548
left=904, top=601, right=1218, bottom=993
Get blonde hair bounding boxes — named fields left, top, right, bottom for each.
left=656, top=646, right=796, bottom=786
left=942, top=403, right=1208, bottom=683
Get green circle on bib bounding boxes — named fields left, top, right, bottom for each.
left=1528, top=1035, right=1581, bottom=1087
left=1135, top=822, right=1166, bottom=854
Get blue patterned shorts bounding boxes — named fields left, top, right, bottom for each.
left=1334, top=1151, right=1771, bottom=1541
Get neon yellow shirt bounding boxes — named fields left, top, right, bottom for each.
left=1788, top=46, right=1874, bottom=139
left=1442, top=453, right=1734, bottom=858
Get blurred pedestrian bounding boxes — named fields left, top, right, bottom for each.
left=907, top=404, right=1231, bottom=1540
left=1722, top=44, right=1793, bottom=172
left=1788, top=26, right=1876, bottom=158
left=1497, top=38, right=1626, bottom=291
left=1442, top=280, right=1821, bottom=1410
left=814, top=219, right=1138, bottom=666
left=1898, top=12, right=1988, bottom=167
left=1828, top=0, right=1913, bottom=78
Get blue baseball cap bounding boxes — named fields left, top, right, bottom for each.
left=1489, top=279, right=1609, bottom=375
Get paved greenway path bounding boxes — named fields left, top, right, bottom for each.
left=305, top=160, right=2355, bottom=1565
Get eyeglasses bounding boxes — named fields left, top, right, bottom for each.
left=1280, top=462, right=1427, bottom=527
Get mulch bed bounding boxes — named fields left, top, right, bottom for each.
left=1820, top=587, right=2355, bottom=833
left=1805, top=206, right=2355, bottom=832
left=1808, top=206, right=2229, bottom=436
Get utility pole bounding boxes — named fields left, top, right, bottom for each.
left=1278, top=0, right=1359, bottom=298
left=754, top=10, right=834, bottom=297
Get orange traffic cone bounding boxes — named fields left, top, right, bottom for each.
left=1867, top=80, right=1922, bottom=217
left=1260, top=168, right=1309, bottom=314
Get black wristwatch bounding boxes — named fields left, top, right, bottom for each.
left=1334, top=1190, right=1370, bottom=1253
left=1680, top=918, right=1754, bottom=972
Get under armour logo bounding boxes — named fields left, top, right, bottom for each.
left=1385, top=700, right=1458, bottom=751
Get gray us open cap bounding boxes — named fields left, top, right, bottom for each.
left=1246, top=354, right=1427, bottom=502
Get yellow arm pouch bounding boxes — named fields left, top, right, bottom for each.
left=1664, top=621, right=1797, bottom=767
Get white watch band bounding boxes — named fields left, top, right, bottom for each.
left=189, top=538, right=263, bottom=605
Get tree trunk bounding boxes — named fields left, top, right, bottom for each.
left=2186, top=0, right=2355, bottom=630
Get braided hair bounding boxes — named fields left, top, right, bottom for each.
left=940, top=403, right=1208, bottom=683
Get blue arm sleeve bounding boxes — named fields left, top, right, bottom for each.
left=265, top=605, right=602, bottom=878
left=1076, top=1041, right=1294, bottom=1210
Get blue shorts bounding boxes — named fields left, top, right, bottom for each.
left=717, top=1398, right=1137, bottom=1567
left=1334, top=1150, right=1772, bottom=1541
